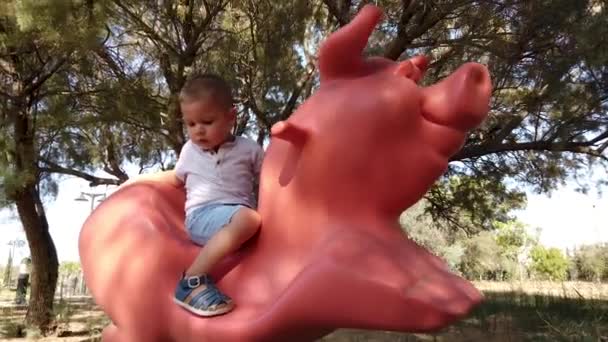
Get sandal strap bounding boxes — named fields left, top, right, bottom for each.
left=182, top=274, right=212, bottom=289
left=175, top=274, right=232, bottom=309
left=189, top=285, right=229, bottom=308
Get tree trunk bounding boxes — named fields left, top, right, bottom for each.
left=10, top=105, right=59, bottom=333
left=14, top=186, right=59, bottom=334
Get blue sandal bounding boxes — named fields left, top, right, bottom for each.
left=174, top=274, right=234, bottom=317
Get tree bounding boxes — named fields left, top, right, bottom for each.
left=58, top=261, right=81, bottom=297
left=321, top=0, right=608, bottom=229
left=495, top=220, right=537, bottom=280
left=425, top=176, right=526, bottom=235
left=84, top=0, right=608, bottom=231
left=1, top=0, right=607, bottom=331
left=103, top=0, right=315, bottom=156
left=0, top=0, right=115, bottom=332
left=572, top=244, right=607, bottom=282
left=459, top=231, right=503, bottom=280
left=529, top=246, right=570, bottom=281
left=0, top=1, right=315, bottom=331
left=400, top=199, right=465, bottom=271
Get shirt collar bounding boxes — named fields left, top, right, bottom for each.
left=200, top=134, right=237, bottom=153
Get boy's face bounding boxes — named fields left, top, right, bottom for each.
left=181, top=99, right=236, bottom=150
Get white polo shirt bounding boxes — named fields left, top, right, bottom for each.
left=175, top=136, right=264, bottom=215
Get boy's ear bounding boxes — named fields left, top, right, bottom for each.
left=228, top=106, right=238, bottom=121
left=226, top=106, right=237, bottom=123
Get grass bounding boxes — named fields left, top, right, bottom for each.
left=1, top=281, right=607, bottom=341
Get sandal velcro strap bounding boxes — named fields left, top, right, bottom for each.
left=182, top=274, right=212, bottom=289
left=174, top=273, right=234, bottom=316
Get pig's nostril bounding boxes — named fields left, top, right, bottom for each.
left=470, top=67, right=483, bottom=84
left=466, top=64, right=491, bottom=89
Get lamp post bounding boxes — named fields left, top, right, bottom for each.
left=74, top=191, right=106, bottom=213
left=4, top=239, right=26, bottom=287
left=74, top=191, right=106, bottom=295
left=3, top=238, right=25, bottom=286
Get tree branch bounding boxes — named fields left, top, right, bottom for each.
left=39, top=159, right=122, bottom=186
left=322, top=0, right=352, bottom=27
left=245, top=98, right=271, bottom=132
left=589, top=130, right=608, bottom=145
left=103, top=139, right=129, bottom=182
left=488, top=113, right=527, bottom=145
left=384, top=1, right=455, bottom=60
left=279, top=63, right=316, bottom=121
left=21, top=57, right=68, bottom=98
left=111, top=0, right=179, bottom=56
left=452, top=138, right=608, bottom=162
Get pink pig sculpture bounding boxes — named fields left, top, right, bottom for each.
left=79, top=5, right=492, bottom=342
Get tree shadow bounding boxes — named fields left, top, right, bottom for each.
left=465, top=290, right=608, bottom=341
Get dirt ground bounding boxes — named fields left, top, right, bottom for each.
left=1, top=281, right=607, bottom=341
left=0, top=301, right=518, bottom=342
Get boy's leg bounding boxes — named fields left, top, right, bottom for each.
left=175, top=207, right=261, bottom=316
left=186, top=207, right=261, bottom=276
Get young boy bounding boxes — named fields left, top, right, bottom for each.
left=168, top=73, right=264, bottom=317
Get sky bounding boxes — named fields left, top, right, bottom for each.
left=0, top=177, right=119, bottom=264
left=0, top=168, right=607, bottom=264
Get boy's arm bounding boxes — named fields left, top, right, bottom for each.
left=121, top=140, right=190, bottom=189
left=120, top=170, right=184, bottom=188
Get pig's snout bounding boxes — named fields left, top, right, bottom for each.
left=421, top=63, right=492, bottom=131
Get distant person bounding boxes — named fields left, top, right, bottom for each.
left=71, top=275, right=78, bottom=296
left=15, top=257, right=31, bottom=305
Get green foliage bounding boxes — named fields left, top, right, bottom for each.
left=0, top=0, right=113, bottom=332
left=0, top=0, right=605, bottom=208
left=530, top=246, right=570, bottom=281
left=426, top=176, right=527, bottom=235
left=2, top=0, right=607, bottom=334
left=571, top=244, right=608, bottom=282
left=495, top=221, right=529, bottom=257
left=459, top=231, right=503, bottom=280
left=495, top=220, right=538, bottom=280
left=4, top=0, right=603, bottom=232
left=58, top=261, right=81, bottom=277
left=400, top=200, right=464, bottom=271
left=455, top=219, right=537, bottom=281
left=405, top=201, right=542, bottom=282
left=1, top=0, right=117, bottom=196
left=13, top=0, right=105, bottom=45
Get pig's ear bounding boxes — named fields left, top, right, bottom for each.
left=271, top=121, right=310, bottom=146
left=318, top=5, right=383, bottom=82
left=394, top=55, right=429, bottom=83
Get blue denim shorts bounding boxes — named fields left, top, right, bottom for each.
left=185, top=203, right=246, bottom=245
